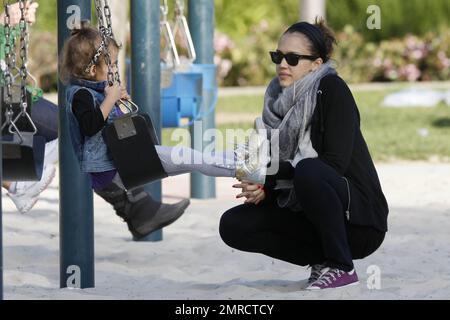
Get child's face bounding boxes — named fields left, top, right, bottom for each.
left=93, top=48, right=119, bottom=82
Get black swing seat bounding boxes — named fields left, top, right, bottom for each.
left=1, top=85, right=46, bottom=181
left=2, top=132, right=45, bottom=181
left=102, top=112, right=168, bottom=190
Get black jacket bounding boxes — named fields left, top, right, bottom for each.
left=266, top=74, right=389, bottom=232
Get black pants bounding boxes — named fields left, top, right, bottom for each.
left=31, top=97, right=59, bottom=142
left=219, top=158, right=385, bottom=272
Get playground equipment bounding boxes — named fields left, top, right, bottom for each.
left=158, top=0, right=218, bottom=200
left=1, top=0, right=45, bottom=181
left=57, top=0, right=95, bottom=290
left=160, top=0, right=201, bottom=128
left=0, top=0, right=216, bottom=298
left=93, top=0, right=168, bottom=191
left=188, top=0, right=216, bottom=199
left=0, top=0, right=47, bottom=299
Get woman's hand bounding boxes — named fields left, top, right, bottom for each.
left=0, top=1, right=39, bottom=26
left=233, top=181, right=266, bottom=205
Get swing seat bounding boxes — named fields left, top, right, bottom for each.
left=102, top=112, right=168, bottom=190
left=2, top=132, right=45, bottom=181
left=1, top=85, right=34, bottom=113
left=161, top=72, right=202, bottom=128
left=1, top=87, right=45, bottom=181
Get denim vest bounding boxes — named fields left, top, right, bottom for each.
left=66, top=78, right=122, bottom=173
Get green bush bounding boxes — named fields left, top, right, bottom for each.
left=31, top=0, right=450, bottom=42
left=27, top=1, right=450, bottom=88
left=327, top=0, right=450, bottom=42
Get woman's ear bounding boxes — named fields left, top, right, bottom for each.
left=312, top=58, right=324, bottom=71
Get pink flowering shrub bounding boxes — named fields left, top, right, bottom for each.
left=335, top=26, right=450, bottom=83
left=215, top=25, right=450, bottom=86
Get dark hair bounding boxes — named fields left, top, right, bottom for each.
left=59, top=20, right=120, bottom=84
left=284, top=17, right=337, bottom=63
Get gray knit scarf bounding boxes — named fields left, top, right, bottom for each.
left=262, top=61, right=337, bottom=210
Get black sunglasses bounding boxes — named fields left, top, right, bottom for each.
left=269, top=51, right=318, bottom=66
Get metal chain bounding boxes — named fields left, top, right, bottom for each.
left=94, top=0, right=106, bottom=35
left=175, top=0, right=184, bottom=16
left=1, top=0, right=36, bottom=136
left=173, top=0, right=196, bottom=63
left=2, top=1, right=16, bottom=136
left=18, top=0, right=28, bottom=111
left=94, top=0, right=113, bottom=85
left=2, top=0, right=14, bottom=128
left=161, top=0, right=180, bottom=67
left=12, top=0, right=36, bottom=135
left=103, top=0, right=113, bottom=38
left=94, top=0, right=118, bottom=85
left=103, top=0, right=120, bottom=83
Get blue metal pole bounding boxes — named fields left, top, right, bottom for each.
left=188, top=0, right=216, bottom=199
left=130, top=0, right=162, bottom=242
left=57, top=0, right=95, bottom=289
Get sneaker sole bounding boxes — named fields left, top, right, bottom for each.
left=6, top=168, right=56, bottom=214
left=7, top=195, right=39, bottom=214
left=306, top=280, right=360, bottom=291
left=27, top=167, right=56, bottom=199
left=134, top=200, right=191, bottom=240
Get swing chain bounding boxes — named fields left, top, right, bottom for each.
left=175, top=0, right=184, bottom=17
left=94, top=0, right=120, bottom=85
left=19, top=0, right=28, bottom=111
left=2, top=0, right=17, bottom=137
left=10, top=0, right=37, bottom=135
left=160, top=0, right=168, bottom=22
left=93, top=0, right=137, bottom=113
left=94, top=0, right=114, bottom=85
left=160, top=0, right=180, bottom=67
left=2, top=0, right=21, bottom=141
left=103, top=0, right=120, bottom=84
left=173, top=0, right=196, bottom=63
left=103, top=0, right=113, bottom=39
left=3, top=0, right=13, bottom=106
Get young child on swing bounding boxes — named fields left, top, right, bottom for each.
left=59, top=23, right=268, bottom=240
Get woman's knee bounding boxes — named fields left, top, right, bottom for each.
left=293, top=158, right=323, bottom=193
left=219, top=206, right=249, bottom=249
left=348, top=227, right=386, bottom=260
left=219, top=209, right=238, bottom=247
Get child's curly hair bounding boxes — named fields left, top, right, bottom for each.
left=59, top=20, right=120, bottom=84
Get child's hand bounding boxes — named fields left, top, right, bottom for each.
left=120, top=86, right=131, bottom=101
left=104, top=83, right=122, bottom=103
left=0, top=1, right=39, bottom=26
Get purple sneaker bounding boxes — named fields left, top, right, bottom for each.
left=301, top=264, right=326, bottom=289
left=306, top=268, right=359, bottom=290
left=307, top=264, right=326, bottom=285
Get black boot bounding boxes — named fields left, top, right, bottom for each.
left=95, top=181, right=190, bottom=240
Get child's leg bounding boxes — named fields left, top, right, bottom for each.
left=95, top=174, right=190, bottom=240
left=155, top=145, right=236, bottom=178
